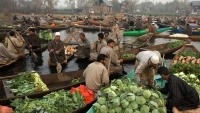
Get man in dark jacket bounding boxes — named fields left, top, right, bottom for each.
left=27, top=29, right=41, bottom=52
left=157, top=66, right=199, bottom=113
left=185, top=24, right=192, bottom=36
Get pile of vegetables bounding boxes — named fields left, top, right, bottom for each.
left=167, top=40, right=185, bottom=49
left=169, top=33, right=189, bottom=38
left=179, top=50, right=200, bottom=58
left=172, top=56, right=200, bottom=65
left=93, top=77, right=166, bottom=113
left=121, top=53, right=135, bottom=58
left=169, top=63, right=200, bottom=79
left=6, top=72, right=49, bottom=96
left=64, top=45, right=77, bottom=55
left=11, top=89, right=84, bottom=113
left=39, top=30, right=53, bottom=41
left=174, top=72, right=200, bottom=98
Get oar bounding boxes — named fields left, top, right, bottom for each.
left=53, top=52, right=62, bottom=73
left=4, top=31, right=20, bottom=54
left=107, top=54, right=111, bottom=76
left=116, top=34, right=127, bottom=75
left=13, top=29, right=38, bottom=60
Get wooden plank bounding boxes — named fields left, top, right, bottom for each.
left=2, top=79, right=15, bottom=98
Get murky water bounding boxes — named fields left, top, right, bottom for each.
left=0, top=29, right=200, bottom=76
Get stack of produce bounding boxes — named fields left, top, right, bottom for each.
left=11, top=89, right=84, bottom=113
left=121, top=53, right=135, bottom=58
left=6, top=72, right=49, bottom=96
left=39, top=30, right=53, bottom=41
left=93, top=77, right=166, bottom=113
left=170, top=50, right=200, bottom=79
left=64, top=45, right=77, bottom=55
left=167, top=40, right=185, bottom=49
left=169, top=33, right=189, bottom=38
left=174, top=72, right=200, bottom=98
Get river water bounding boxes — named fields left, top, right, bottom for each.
left=0, top=29, right=200, bottom=76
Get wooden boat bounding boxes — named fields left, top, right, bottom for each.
left=88, top=20, right=112, bottom=27
left=170, top=44, right=200, bottom=66
left=69, top=24, right=111, bottom=32
left=120, top=40, right=188, bottom=62
left=123, top=27, right=172, bottom=36
left=157, top=23, right=171, bottom=28
left=70, top=21, right=86, bottom=25
left=0, top=70, right=85, bottom=105
left=86, top=68, right=167, bottom=113
left=0, top=59, right=18, bottom=68
left=153, top=34, right=200, bottom=41
left=36, top=26, right=70, bottom=32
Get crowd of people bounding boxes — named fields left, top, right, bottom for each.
left=0, top=14, right=199, bottom=113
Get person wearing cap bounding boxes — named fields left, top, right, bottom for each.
left=100, top=39, right=123, bottom=73
left=7, top=31, right=25, bottom=55
left=75, top=33, right=90, bottom=58
left=134, top=50, right=162, bottom=88
left=90, top=33, right=107, bottom=61
left=48, top=32, right=66, bottom=64
left=157, top=66, right=200, bottom=113
left=27, top=29, right=41, bottom=53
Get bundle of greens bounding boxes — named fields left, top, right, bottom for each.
left=169, top=63, right=200, bottom=79
left=11, top=89, right=84, bottom=113
left=93, top=77, right=166, bottom=113
left=39, top=30, right=53, bottom=41
left=6, top=72, right=49, bottom=96
left=167, top=41, right=185, bottom=49
left=179, top=50, right=200, bottom=58
left=121, top=53, right=135, bottom=58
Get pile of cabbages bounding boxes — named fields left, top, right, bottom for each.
left=93, top=77, right=166, bottom=113
left=175, top=72, right=200, bottom=98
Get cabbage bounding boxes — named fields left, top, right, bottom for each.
left=135, top=96, right=146, bottom=105
left=93, top=103, right=101, bottom=112
left=130, top=85, right=139, bottom=94
left=142, top=90, right=151, bottom=99
left=115, top=106, right=122, bottom=113
left=111, top=97, right=120, bottom=107
left=133, top=110, right=141, bottom=113
left=121, top=99, right=129, bottom=108
left=108, top=109, right=115, bottom=113
left=108, top=91, right=117, bottom=100
left=159, top=107, right=167, bottom=113
left=97, top=97, right=106, bottom=105
left=154, top=99, right=165, bottom=107
left=100, top=105, right=108, bottom=113
left=110, top=86, right=117, bottom=91
left=103, top=87, right=112, bottom=94
left=136, top=87, right=144, bottom=96
left=140, top=105, right=150, bottom=113
left=128, top=101, right=138, bottom=110
left=126, top=93, right=135, bottom=102
left=151, top=92, right=159, bottom=100
left=124, top=108, right=133, bottom=113
left=149, top=100, right=158, bottom=109
left=152, top=109, right=160, bottom=113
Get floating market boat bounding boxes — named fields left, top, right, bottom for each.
left=69, top=24, right=111, bottom=32
left=0, top=59, right=18, bottom=68
left=154, top=34, right=200, bottom=41
left=86, top=68, right=167, bottom=113
left=88, top=20, right=112, bottom=27
left=120, top=40, right=188, bottom=62
left=157, top=23, right=171, bottom=28
left=123, top=27, right=172, bottom=36
left=170, top=44, right=200, bottom=67
left=70, top=21, right=86, bottom=25
left=0, top=70, right=85, bottom=105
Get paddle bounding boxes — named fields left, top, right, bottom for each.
left=107, top=54, right=111, bottom=76
left=13, top=29, right=38, bottom=60
left=4, top=31, right=20, bottom=54
left=116, top=34, right=127, bottom=75
left=53, top=52, right=62, bottom=73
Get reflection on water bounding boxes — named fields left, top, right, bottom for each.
left=1, top=29, right=200, bottom=76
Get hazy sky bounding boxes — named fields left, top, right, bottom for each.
left=57, top=0, right=194, bottom=8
